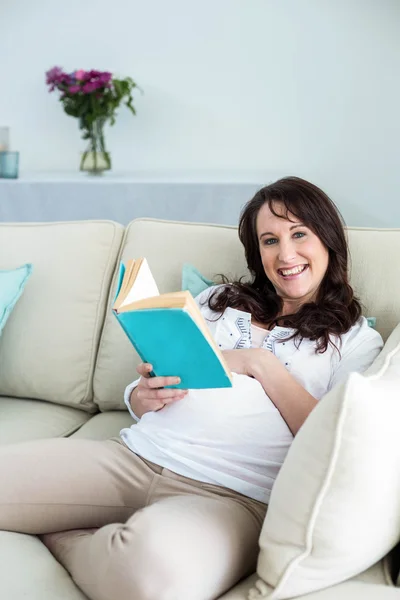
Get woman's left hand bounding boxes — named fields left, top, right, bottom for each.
left=223, top=348, right=318, bottom=436
left=222, top=348, right=274, bottom=378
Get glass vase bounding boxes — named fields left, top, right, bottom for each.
left=80, top=119, right=111, bottom=175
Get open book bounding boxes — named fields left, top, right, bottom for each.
left=112, top=258, right=232, bottom=389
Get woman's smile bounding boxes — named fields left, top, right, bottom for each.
left=277, top=264, right=309, bottom=279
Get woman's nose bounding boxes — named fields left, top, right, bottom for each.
left=278, top=241, right=297, bottom=263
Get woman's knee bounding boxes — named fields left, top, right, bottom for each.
left=103, top=509, right=186, bottom=600
left=94, top=497, right=260, bottom=600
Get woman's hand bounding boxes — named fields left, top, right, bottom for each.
left=224, top=349, right=318, bottom=436
left=129, top=362, right=188, bottom=419
left=224, top=348, right=318, bottom=435
left=222, top=348, right=273, bottom=378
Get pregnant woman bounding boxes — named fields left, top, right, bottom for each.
left=0, top=176, right=382, bottom=600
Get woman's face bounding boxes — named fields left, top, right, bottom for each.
left=256, top=202, right=329, bottom=313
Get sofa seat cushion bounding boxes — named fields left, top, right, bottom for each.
left=219, top=559, right=394, bottom=600
left=0, top=535, right=394, bottom=600
left=71, top=410, right=133, bottom=440
left=0, top=397, right=92, bottom=445
left=0, top=532, right=86, bottom=600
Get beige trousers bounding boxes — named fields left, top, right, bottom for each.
left=0, top=437, right=267, bottom=600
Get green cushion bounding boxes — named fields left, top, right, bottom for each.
left=181, top=263, right=214, bottom=297
left=0, top=264, right=32, bottom=336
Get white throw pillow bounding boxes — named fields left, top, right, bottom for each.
left=249, top=324, right=400, bottom=600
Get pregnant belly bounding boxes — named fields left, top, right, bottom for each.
left=138, top=373, right=293, bottom=448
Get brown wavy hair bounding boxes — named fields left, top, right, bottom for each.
left=208, top=176, right=362, bottom=353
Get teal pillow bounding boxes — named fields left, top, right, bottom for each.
left=181, top=263, right=214, bottom=297
left=0, top=264, right=33, bottom=336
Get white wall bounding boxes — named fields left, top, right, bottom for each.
left=0, top=0, right=399, bottom=226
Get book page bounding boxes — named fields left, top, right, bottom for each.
left=120, top=258, right=160, bottom=307
left=119, top=291, right=188, bottom=312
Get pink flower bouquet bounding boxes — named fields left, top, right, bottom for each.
left=45, top=67, right=139, bottom=172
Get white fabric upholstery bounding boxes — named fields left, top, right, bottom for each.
left=0, top=532, right=87, bottom=600
left=220, top=559, right=394, bottom=600
left=346, top=228, right=400, bottom=342
left=364, top=323, right=400, bottom=377
left=251, top=325, right=400, bottom=600
left=0, top=221, right=123, bottom=411
left=0, top=536, right=392, bottom=600
left=0, top=397, right=91, bottom=444
left=71, top=410, right=133, bottom=440
left=93, top=218, right=247, bottom=410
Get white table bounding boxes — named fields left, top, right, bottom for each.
left=0, top=171, right=277, bottom=226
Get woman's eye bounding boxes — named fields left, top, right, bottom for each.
left=263, top=232, right=306, bottom=246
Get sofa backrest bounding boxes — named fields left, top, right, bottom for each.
left=93, top=219, right=400, bottom=412
left=2, top=219, right=398, bottom=414
left=0, top=221, right=123, bottom=411
left=346, top=228, right=400, bottom=342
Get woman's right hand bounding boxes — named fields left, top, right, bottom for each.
left=129, top=362, right=188, bottom=419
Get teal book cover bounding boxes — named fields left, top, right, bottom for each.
left=114, top=307, right=232, bottom=389
left=115, top=261, right=125, bottom=300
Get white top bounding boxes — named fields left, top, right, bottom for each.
left=120, top=285, right=383, bottom=503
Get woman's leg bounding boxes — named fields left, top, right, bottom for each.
left=0, top=437, right=156, bottom=534
left=43, top=489, right=267, bottom=600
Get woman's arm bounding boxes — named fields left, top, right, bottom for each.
left=222, top=349, right=317, bottom=435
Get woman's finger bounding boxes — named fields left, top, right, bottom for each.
left=163, top=391, right=188, bottom=404
left=137, top=387, right=188, bottom=402
left=136, top=362, right=153, bottom=378
left=146, top=375, right=181, bottom=389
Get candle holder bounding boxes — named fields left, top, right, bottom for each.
left=0, top=151, right=19, bottom=179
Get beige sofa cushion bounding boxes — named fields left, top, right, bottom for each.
left=364, top=323, right=400, bottom=377
left=0, top=221, right=123, bottom=411
left=71, top=411, right=133, bottom=440
left=0, top=397, right=91, bottom=445
left=347, top=228, right=400, bottom=342
left=220, top=559, right=393, bottom=600
left=251, top=325, right=400, bottom=600
left=93, top=218, right=248, bottom=411
left=0, top=530, right=392, bottom=600
left=0, top=532, right=86, bottom=600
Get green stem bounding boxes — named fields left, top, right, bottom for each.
left=98, top=119, right=110, bottom=169
left=92, top=122, right=98, bottom=172
left=99, top=126, right=105, bottom=154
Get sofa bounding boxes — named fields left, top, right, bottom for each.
left=0, top=217, right=399, bottom=600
